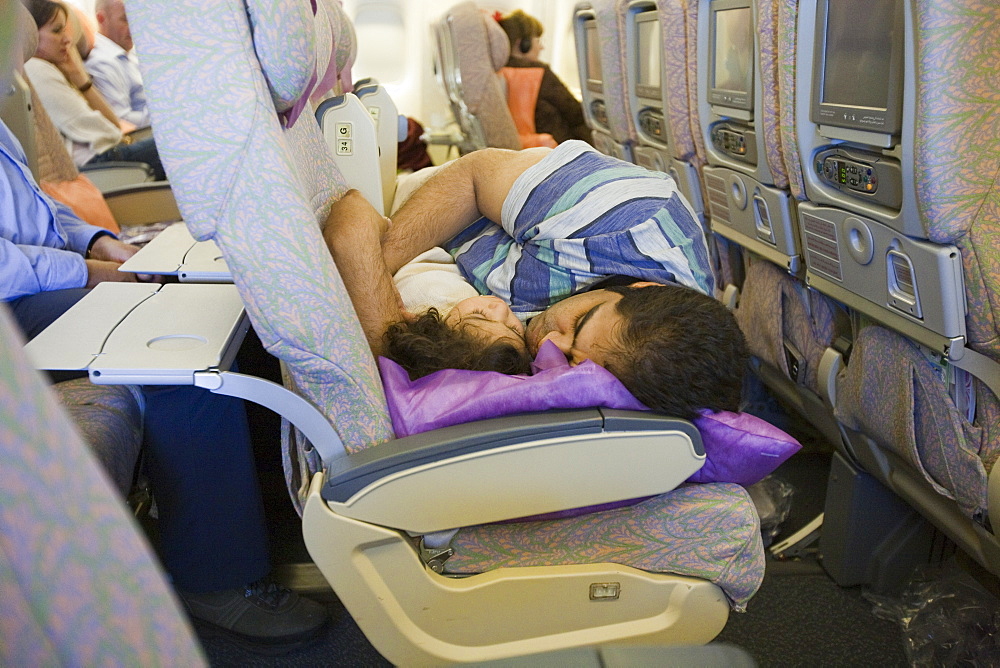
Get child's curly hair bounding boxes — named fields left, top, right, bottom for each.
left=384, top=308, right=532, bottom=378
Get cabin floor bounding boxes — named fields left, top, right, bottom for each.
left=172, top=339, right=994, bottom=666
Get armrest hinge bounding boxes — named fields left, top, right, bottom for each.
left=419, top=540, right=455, bottom=573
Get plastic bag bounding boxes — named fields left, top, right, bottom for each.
left=865, top=565, right=1000, bottom=666
left=746, top=475, right=794, bottom=547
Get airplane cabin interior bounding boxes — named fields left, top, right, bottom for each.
left=1, top=0, right=999, bottom=664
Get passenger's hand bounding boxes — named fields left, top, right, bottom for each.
left=85, top=259, right=137, bottom=288
left=56, top=40, right=91, bottom=90
left=88, top=235, right=140, bottom=263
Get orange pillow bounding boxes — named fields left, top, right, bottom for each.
left=41, top=175, right=120, bottom=234
left=501, top=67, right=557, bottom=149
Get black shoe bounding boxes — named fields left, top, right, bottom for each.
left=180, top=578, right=328, bottom=645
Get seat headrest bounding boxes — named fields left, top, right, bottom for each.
left=66, top=5, right=95, bottom=59
left=484, top=12, right=511, bottom=72
left=448, top=2, right=511, bottom=74
left=16, top=3, right=37, bottom=66
left=244, top=0, right=356, bottom=125
left=312, top=0, right=357, bottom=100
left=245, top=0, right=317, bottom=124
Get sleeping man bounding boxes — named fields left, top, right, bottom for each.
left=324, top=140, right=748, bottom=420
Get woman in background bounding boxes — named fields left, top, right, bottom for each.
left=22, top=0, right=165, bottom=180
left=496, top=9, right=591, bottom=146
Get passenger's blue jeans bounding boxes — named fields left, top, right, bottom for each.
left=8, top=288, right=270, bottom=592
left=86, top=135, right=167, bottom=181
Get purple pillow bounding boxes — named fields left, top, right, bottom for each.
left=379, top=341, right=800, bottom=487
left=689, top=410, right=800, bottom=486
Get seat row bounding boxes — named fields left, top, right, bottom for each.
left=571, top=0, right=1000, bottom=588
left=5, top=0, right=771, bottom=663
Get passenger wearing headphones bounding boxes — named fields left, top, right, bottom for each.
left=496, top=10, right=591, bottom=146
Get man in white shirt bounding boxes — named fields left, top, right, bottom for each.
left=84, top=0, right=150, bottom=129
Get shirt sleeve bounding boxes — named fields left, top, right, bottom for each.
left=0, top=238, right=89, bottom=301
left=0, top=194, right=104, bottom=301
left=56, top=197, right=111, bottom=255
left=500, top=141, right=715, bottom=297
left=24, top=58, right=121, bottom=155
left=85, top=56, right=134, bottom=125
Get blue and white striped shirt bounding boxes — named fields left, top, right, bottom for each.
left=444, top=141, right=713, bottom=318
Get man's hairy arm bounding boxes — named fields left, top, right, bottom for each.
left=382, top=147, right=549, bottom=274
left=322, top=190, right=404, bottom=357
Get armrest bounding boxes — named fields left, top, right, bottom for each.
left=322, top=408, right=705, bottom=533
left=315, top=93, right=385, bottom=214
left=102, top=181, right=182, bottom=228
left=80, top=161, right=154, bottom=191
left=353, top=82, right=401, bottom=213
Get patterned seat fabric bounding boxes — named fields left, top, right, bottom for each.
left=735, top=257, right=837, bottom=397
left=0, top=309, right=204, bottom=665
left=835, top=325, right=990, bottom=521
left=132, top=0, right=395, bottom=510
left=914, top=1, right=1000, bottom=371
left=654, top=0, right=700, bottom=166
left=449, top=483, right=763, bottom=611
left=590, top=0, right=637, bottom=150
left=755, top=0, right=788, bottom=191
left=775, top=0, right=807, bottom=201
left=777, top=0, right=1000, bottom=537
left=129, top=0, right=764, bottom=610
left=51, top=379, right=142, bottom=497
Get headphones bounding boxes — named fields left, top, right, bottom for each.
left=519, top=36, right=532, bottom=55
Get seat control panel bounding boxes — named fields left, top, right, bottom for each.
left=710, top=122, right=757, bottom=166
left=814, top=146, right=902, bottom=209
left=638, top=109, right=666, bottom=141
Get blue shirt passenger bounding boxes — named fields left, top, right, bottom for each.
left=0, top=121, right=109, bottom=300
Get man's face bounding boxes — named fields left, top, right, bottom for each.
left=524, top=289, right=624, bottom=366
left=99, top=1, right=132, bottom=52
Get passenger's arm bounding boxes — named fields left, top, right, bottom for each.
left=60, top=45, right=121, bottom=129
left=25, top=59, right=121, bottom=151
left=0, top=238, right=88, bottom=301
left=381, top=147, right=549, bottom=274
left=322, top=190, right=404, bottom=357
left=86, top=234, right=139, bottom=264
left=0, top=200, right=137, bottom=300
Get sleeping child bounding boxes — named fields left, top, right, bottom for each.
left=323, top=189, right=532, bottom=378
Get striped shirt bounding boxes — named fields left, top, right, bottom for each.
left=444, top=140, right=714, bottom=318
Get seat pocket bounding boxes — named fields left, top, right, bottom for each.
left=835, top=325, right=987, bottom=521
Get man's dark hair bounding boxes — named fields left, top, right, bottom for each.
left=384, top=309, right=532, bottom=379
left=601, top=284, right=748, bottom=419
